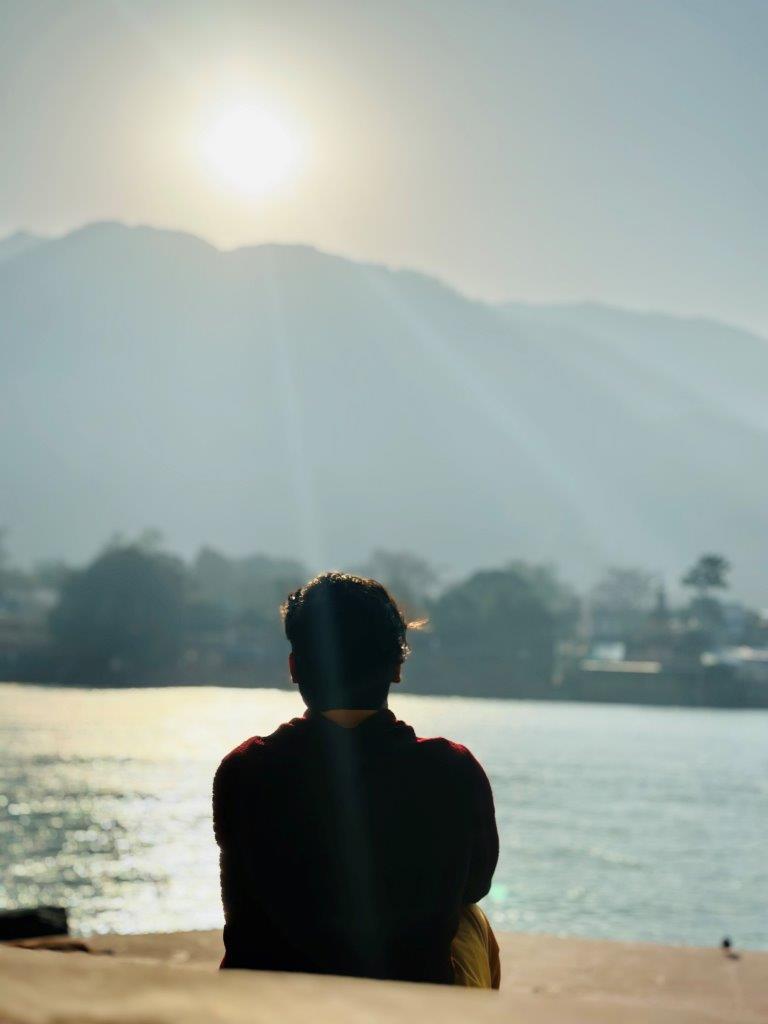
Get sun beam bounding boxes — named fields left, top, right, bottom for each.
left=201, top=102, right=304, bottom=197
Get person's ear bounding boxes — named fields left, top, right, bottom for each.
left=288, top=651, right=299, bottom=686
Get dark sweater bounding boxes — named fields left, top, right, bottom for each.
left=213, top=708, right=499, bottom=984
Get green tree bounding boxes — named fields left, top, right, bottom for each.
left=49, top=545, right=185, bottom=684
left=0, top=527, right=33, bottom=602
left=33, top=559, right=73, bottom=590
left=427, top=567, right=555, bottom=695
left=187, top=548, right=307, bottom=662
left=0, top=527, right=9, bottom=600
left=506, top=561, right=580, bottom=642
left=589, top=567, right=657, bottom=644
left=682, top=554, right=730, bottom=598
left=591, top=567, right=656, bottom=613
left=190, top=547, right=306, bottom=614
left=680, top=554, right=730, bottom=647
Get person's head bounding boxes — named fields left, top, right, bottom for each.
left=281, top=572, right=411, bottom=711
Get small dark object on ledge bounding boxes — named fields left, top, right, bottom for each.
left=0, top=907, right=69, bottom=941
left=721, top=936, right=740, bottom=960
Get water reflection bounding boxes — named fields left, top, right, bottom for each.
left=1, top=684, right=766, bottom=945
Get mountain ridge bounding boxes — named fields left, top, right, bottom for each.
left=5, top=222, right=767, bottom=342
left=3, top=222, right=766, bottom=601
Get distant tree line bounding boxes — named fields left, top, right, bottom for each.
left=1, top=531, right=765, bottom=703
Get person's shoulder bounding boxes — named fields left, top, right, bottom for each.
left=406, top=734, right=491, bottom=803
left=218, top=734, right=263, bottom=768
left=413, top=733, right=484, bottom=773
left=216, top=716, right=308, bottom=774
left=418, top=739, right=495, bottom=816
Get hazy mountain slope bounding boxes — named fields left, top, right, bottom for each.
left=2, top=223, right=767, bottom=600
left=503, top=302, right=768, bottom=435
left=498, top=303, right=768, bottom=597
left=0, top=230, right=45, bottom=262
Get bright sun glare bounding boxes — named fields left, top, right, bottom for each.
left=201, top=103, right=303, bottom=197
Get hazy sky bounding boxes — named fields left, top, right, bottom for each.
left=2, top=0, right=767, bottom=333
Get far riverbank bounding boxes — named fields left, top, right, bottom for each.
left=4, top=668, right=768, bottom=709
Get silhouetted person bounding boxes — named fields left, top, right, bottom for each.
left=213, top=572, right=500, bottom=986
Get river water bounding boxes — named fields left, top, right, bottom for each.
left=1, top=684, right=766, bottom=946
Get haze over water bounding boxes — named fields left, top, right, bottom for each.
left=1, top=684, right=766, bottom=948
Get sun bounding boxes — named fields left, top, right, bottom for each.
left=201, top=103, right=304, bottom=197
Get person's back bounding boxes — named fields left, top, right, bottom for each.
left=213, top=572, right=500, bottom=985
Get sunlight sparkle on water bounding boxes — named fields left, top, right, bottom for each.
left=1, top=685, right=766, bottom=945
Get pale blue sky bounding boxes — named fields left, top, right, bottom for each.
left=1, top=0, right=767, bottom=333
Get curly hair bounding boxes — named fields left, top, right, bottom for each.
left=281, top=572, right=410, bottom=711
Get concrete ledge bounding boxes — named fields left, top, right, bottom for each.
left=1, top=930, right=766, bottom=1024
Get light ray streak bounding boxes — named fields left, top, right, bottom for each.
left=356, top=266, right=668, bottom=567
left=257, top=254, right=326, bottom=572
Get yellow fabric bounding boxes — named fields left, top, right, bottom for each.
left=450, top=904, right=501, bottom=989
